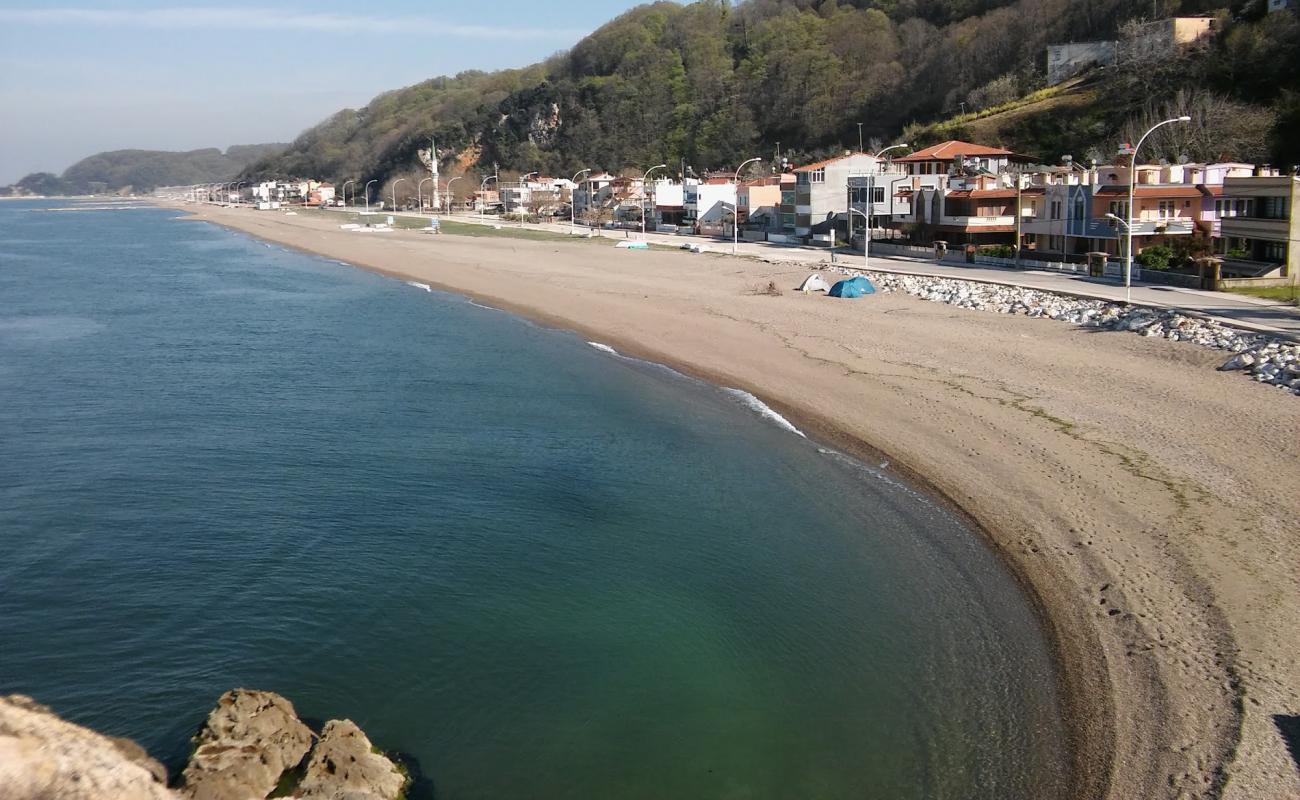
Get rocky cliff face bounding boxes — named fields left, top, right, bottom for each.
left=0, top=691, right=408, bottom=800
left=0, top=694, right=175, bottom=800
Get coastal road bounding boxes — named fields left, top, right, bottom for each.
left=327, top=205, right=1300, bottom=337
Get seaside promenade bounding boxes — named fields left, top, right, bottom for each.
left=351, top=208, right=1300, bottom=338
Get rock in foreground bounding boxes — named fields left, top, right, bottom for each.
left=180, top=689, right=314, bottom=800
left=297, top=719, right=409, bottom=800
left=0, top=694, right=177, bottom=800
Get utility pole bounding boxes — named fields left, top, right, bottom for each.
left=857, top=123, right=864, bottom=153
left=1014, top=172, right=1023, bottom=268
left=429, top=136, right=440, bottom=214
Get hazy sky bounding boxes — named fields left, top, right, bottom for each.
left=0, top=0, right=648, bottom=183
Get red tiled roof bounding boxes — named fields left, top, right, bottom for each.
left=794, top=152, right=871, bottom=172
left=894, top=140, right=1017, bottom=162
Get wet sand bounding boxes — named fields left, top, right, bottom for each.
left=162, top=202, right=1300, bottom=800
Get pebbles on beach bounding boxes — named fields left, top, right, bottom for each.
left=821, top=265, right=1300, bottom=395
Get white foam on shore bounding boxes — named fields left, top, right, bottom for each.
left=405, top=281, right=432, bottom=292
left=466, top=299, right=500, bottom=312
left=586, top=342, right=805, bottom=439
left=723, top=388, right=805, bottom=437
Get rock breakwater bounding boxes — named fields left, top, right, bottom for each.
left=0, top=691, right=409, bottom=800
left=823, top=266, right=1300, bottom=395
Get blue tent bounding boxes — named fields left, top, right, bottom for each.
left=828, top=276, right=876, bottom=298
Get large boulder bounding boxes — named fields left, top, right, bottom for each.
left=180, top=689, right=313, bottom=800
left=0, top=694, right=177, bottom=800
left=296, top=719, right=407, bottom=800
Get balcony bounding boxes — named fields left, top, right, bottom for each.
left=1222, top=216, right=1289, bottom=240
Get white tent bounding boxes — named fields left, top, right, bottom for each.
left=798, top=273, right=832, bottom=293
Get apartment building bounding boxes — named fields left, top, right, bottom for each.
left=1220, top=174, right=1299, bottom=281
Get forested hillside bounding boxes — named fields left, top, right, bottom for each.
left=244, top=0, right=1299, bottom=193
left=5, top=144, right=287, bottom=195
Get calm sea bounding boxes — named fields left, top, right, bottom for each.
left=0, top=199, right=1067, bottom=798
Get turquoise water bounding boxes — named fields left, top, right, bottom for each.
left=0, top=200, right=1068, bottom=798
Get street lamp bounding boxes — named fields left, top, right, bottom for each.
left=857, top=143, right=910, bottom=268
left=418, top=178, right=433, bottom=213
left=731, top=157, right=762, bottom=254
left=517, top=172, right=539, bottom=226
left=873, top=143, right=909, bottom=159
left=391, top=178, right=408, bottom=214
left=849, top=208, right=870, bottom=274
left=445, top=176, right=463, bottom=215
left=479, top=175, right=498, bottom=221
left=1124, top=116, right=1191, bottom=302
left=342, top=180, right=355, bottom=208
left=364, top=180, right=378, bottom=213
left=570, top=168, right=590, bottom=231
left=640, top=164, right=667, bottom=239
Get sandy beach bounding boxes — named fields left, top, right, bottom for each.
left=163, top=202, right=1299, bottom=800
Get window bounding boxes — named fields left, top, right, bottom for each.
left=1108, top=200, right=1129, bottom=219
left=1158, top=200, right=1177, bottom=219
left=1261, top=196, right=1290, bottom=219
left=1263, top=241, right=1286, bottom=262
left=1215, top=199, right=1229, bottom=217
left=1049, top=235, right=1065, bottom=251
left=1050, top=200, right=1062, bottom=220
left=850, top=186, right=886, bottom=204
left=780, top=213, right=795, bottom=228
left=1072, top=194, right=1085, bottom=223
left=809, top=168, right=826, bottom=184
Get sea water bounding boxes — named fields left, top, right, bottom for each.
left=0, top=200, right=1068, bottom=798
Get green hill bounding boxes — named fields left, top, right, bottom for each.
left=244, top=0, right=1297, bottom=192
left=6, top=143, right=287, bottom=196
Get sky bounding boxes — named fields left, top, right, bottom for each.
left=0, top=0, right=649, bottom=183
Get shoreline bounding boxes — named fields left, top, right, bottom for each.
left=155, top=200, right=1300, bottom=800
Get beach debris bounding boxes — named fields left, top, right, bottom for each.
left=828, top=265, right=1300, bottom=395
left=615, top=241, right=649, bottom=250
left=797, top=274, right=832, bottom=293
left=680, top=243, right=710, bottom=253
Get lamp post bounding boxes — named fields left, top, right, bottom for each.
left=342, top=180, right=355, bottom=208
left=570, top=168, right=590, bottom=232
left=517, top=172, right=538, bottom=226
left=391, top=178, right=407, bottom=214
left=732, top=157, right=762, bottom=255
left=364, top=180, right=377, bottom=213
left=445, top=176, right=463, bottom=215
left=417, top=178, right=433, bottom=213
left=640, top=164, right=667, bottom=240
left=849, top=208, right=870, bottom=275
left=1124, top=116, right=1190, bottom=302
left=859, top=143, right=910, bottom=266
left=479, top=175, right=498, bottom=221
